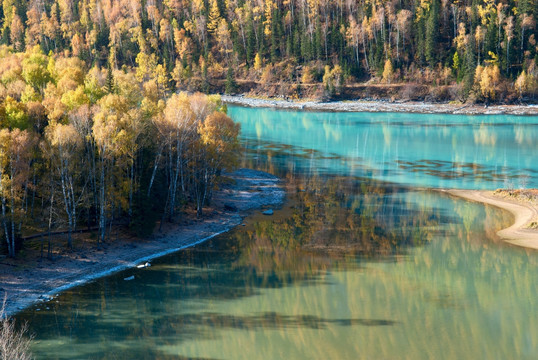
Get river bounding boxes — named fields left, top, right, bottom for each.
left=16, top=106, right=538, bottom=359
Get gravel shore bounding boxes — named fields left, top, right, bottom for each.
left=0, top=169, right=284, bottom=316
left=222, top=95, right=538, bottom=115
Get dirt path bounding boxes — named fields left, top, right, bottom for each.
left=0, top=169, right=284, bottom=316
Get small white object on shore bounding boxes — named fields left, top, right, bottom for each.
left=2, top=168, right=285, bottom=317
left=137, top=262, right=151, bottom=268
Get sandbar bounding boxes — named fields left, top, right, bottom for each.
left=445, top=189, right=538, bottom=250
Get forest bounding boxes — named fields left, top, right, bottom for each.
left=0, top=45, right=240, bottom=258
left=0, top=0, right=536, bottom=101
left=0, top=0, right=537, bottom=256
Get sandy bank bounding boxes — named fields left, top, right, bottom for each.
left=222, top=95, right=538, bottom=115
left=0, top=169, right=284, bottom=316
left=445, top=189, right=538, bottom=250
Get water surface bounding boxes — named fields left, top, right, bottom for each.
left=17, top=107, right=538, bottom=359
left=231, top=107, right=538, bottom=189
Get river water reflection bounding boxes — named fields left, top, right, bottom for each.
left=17, top=107, right=538, bottom=359
left=234, top=107, right=538, bottom=189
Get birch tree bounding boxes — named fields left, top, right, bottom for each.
left=153, top=92, right=196, bottom=219
left=44, top=122, right=83, bottom=249
left=193, top=111, right=240, bottom=215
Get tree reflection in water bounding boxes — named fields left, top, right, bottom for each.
left=15, top=116, right=537, bottom=360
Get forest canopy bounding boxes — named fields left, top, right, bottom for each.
left=0, top=0, right=536, bottom=101
left=0, top=43, right=240, bottom=257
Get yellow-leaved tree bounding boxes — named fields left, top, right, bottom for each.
left=152, top=92, right=197, bottom=220
left=92, top=93, right=137, bottom=244
left=254, top=53, right=263, bottom=71
left=195, top=111, right=240, bottom=215
left=476, top=64, right=500, bottom=103
left=382, top=59, right=394, bottom=84
left=44, top=122, right=82, bottom=249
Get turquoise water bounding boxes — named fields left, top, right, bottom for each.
left=17, top=107, right=538, bottom=359
left=229, top=106, right=538, bottom=189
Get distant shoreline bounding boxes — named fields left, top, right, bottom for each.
left=443, top=189, right=538, bottom=250
left=0, top=169, right=284, bottom=316
left=222, top=95, right=538, bottom=116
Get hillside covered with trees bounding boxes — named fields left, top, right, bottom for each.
left=1, top=0, right=537, bottom=256
left=1, top=0, right=536, bottom=102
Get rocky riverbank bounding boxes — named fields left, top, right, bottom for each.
left=222, top=95, right=538, bottom=115
left=0, top=169, right=284, bottom=316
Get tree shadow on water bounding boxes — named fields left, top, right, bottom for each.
left=168, top=312, right=398, bottom=330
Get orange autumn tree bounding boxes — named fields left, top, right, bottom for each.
left=0, top=129, right=35, bottom=258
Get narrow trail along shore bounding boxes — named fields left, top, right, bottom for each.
left=0, top=169, right=284, bottom=316
left=222, top=95, right=538, bottom=115
left=445, top=189, right=538, bottom=250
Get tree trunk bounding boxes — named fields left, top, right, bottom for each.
left=99, top=160, right=106, bottom=245
left=147, top=144, right=163, bottom=197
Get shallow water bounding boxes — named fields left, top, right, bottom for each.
left=232, top=107, right=538, bottom=189
left=17, top=107, right=538, bottom=359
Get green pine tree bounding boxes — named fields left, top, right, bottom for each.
left=225, top=67, right=238, bottom=94
left=106, top=65, right=114, bottom=93
left=425, top=0, right=440, bottom=67
left=463, top=35, right=477, bottom=98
